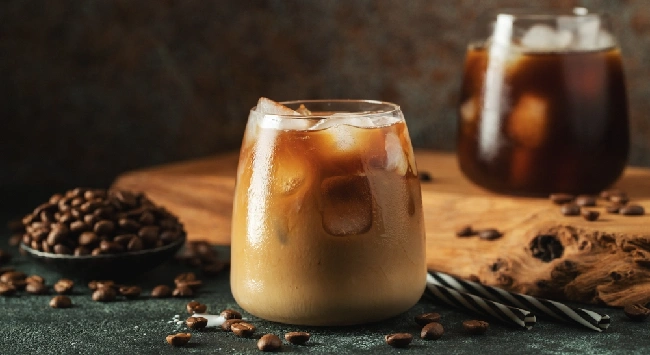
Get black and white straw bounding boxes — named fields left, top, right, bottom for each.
left=428, top=271, right=610, bottom=332
left=426, top=275, right=536, bottom=330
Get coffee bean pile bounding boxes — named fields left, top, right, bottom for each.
left=455, top=225, right=503, bottom=241
left=551, top=189, right=645, bottom=221
left=20, top=188, right=185, bottom=256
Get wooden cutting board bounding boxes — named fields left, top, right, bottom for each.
left=112, top=150, right=650, bottom=307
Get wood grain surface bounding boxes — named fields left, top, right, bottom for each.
left=112, top=150, right=650, bottom=306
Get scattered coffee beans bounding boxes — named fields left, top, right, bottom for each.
left=53, top=279, right=74, bottom=295
left=478, top=228, right=502, bottom=241
left=420, top=322, right=444, bottom=340
left=166, top=333, right=191, bottom=347
left=92, top=287, right=117, bottom=302
left=25, top=282, right=48, bottom=295
left=581, top=210, right=600, bottom=222
left=0, top=282, right=17, bottom=296
left=172, top=285, right=193, bottom=298
left=609, top=194, right=629, bottom=205
left=414, top=312, right=441, bottom=326
left=186, top=301, right=207, bottom=314
left=175, top=241, right=229, bottom=277
left=456, top=225, right=475, bottom=237
left=605, top=204, right=622, bottom=214
left=220, top=309, right=242, bottom=320
left=575, top=195, right=597, bottom=207
left=560, top=204, right=580, bottom=216
left=25, top=275, right=44, bottom=285
left=550, top=193, right=574, bottom=205
left=620, top=205, right=645, bottom=216
left=20, top=188, right=186, bottom=256
left=186, top=316, right=208, bottom=330
left=284, top=331, right=310, bottom=345
left=221, top=319, right=245, bottom=331
left=119, top=286, right=141, bottom=299
left=88, top=280, right=115, bottom=291
left=50, top=295, right=72, bottom=308
left=231, top=321, right=256, bottom=337
left=151, top=285, right=172, bottom=298
left=1, top=271, right=26, bottom=290
left=463, top=320, right=489, bottom=334
left=623, top=304, right=650, bottom=321
left=257, top=334, right=282, bottom=352
left=385, top=333, right=413, bottom=348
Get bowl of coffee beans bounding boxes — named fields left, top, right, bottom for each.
left=19, top=188, right=186, bottom=279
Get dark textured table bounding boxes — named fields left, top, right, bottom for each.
left=1, top=188, right=649, bottom=355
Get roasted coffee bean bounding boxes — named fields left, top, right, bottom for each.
left=385, top=333, right=413, bottom=348
left=175, top=272, right=202, bottom=290
left=94, top=220, right=115, bottom=235
left=91, top=248, right=103, bottom=256
left=549, top=193, right=574, bottom=205
left=113, top=234, right=134, bottom=246
left=186, top=316, right=208, bottom=330
left=581, top=210, right=600, bottom=221
left=1, top=271, right=26, bottom=284
left=88, top=280, right=115, bottom=291
left=221, top=319, right=245, bottom=331
left=478, top=228, right=502, bottom=240
left=609, top=194, right=629, bottom=205
left=53, top=279, right=74, bottom=294
left=166, top=333, right=191, bottom=347
left=606, top=204, right=622, bottom=214
left=257, top=334, right=282, bottom=352
left=186, top=301, right=207, bottom=314
left=74, top=246, right=91, bottom=256
left=25, top=275, right=44, bottom=285
left=575, top=195, right=597, bottom=207
left=139, top=212, right=155, bottom=225
left=26, top=282, right=48, bottom=295
left=418, top=171, right=433, bottom=182
left=421, top=322, right=444, bottom=340
left=53, top=244, right=72, bottom=255
left=92, top=287, right=117, bottom=302
left=456, top=225, right=475, bottom=237
left=118, top=218, right=140, bottom=232
left=139, top=226, right=160, bottom=244
left=83, top=214, right=97, bottom=226
left=79, top=232, right=99, bottom=246
left=623, top=304, right=650, bottom=321
left=600, top=189, right=623, bottom=199
left=284, top=332, right=310, bottom=345
left=0, top=249, right=11, bottom=265
left=50, top=295, right=72, bottom=308
left=0, top=282, right=17, bottom=296
left=560, top=203, right=581, bottom=216
left=99, top=240, right=124, bottom=254
left=463, top=320, right=489, bottom=334
left=231, top=321, right=256, bottom=337
left=414, top=312, right=441, bottom=326
left=151, top=285, right=172, bottom=298
left=70, top=221, right=89, bottom=234
left=620, top=205, right=645, bottom=216
left=127, top=237, right=143, bottom=252
left=172, top=285, right=193, bottom=298
left=160, top=231, right=181, bottom=244
left=220, top=309, right=242, bottom=320
left=119, top=286, right=142, bottom=299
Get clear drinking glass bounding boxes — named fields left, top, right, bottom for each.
left=231, top=99, right=426, bottom=326
left=457, top=8, right=629, bottom=196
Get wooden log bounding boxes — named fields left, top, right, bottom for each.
left=112, top=150, right=650, bottom=307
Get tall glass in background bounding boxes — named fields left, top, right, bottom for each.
left=231, top=99, right=426, bottom=326
left=457, top=8, right=629, bottom=196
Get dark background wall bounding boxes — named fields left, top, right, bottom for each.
left=1, top=0, right=649, bottom=188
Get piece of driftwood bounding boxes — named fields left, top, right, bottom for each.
left=113, top=151, right=650, bottom=307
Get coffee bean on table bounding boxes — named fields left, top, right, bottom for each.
left=623, top=304, right=650, bottom=321
left=463, top=320, right=489, bottom=334
left=186, top=301, right=207, bottom=314
left=53, top=279, right=74, bottom=294
left=605, top=204, right=622, bottom=214
left=581, top=210, right=600, bottom=221
left=231, top=321, right=256, bottom=337
left=50, top=295, right=72, bottom=308
left=421, top=322, right=444, bottom=340
left=456, top=225, right=475, bottom=237
left=414, top=312, right=441, bottom=326
left=478, top=228, right=502, bottom=240
left=119, top=286, right=141, bottom=299
left=560, top=203, right=581, bottom=216
left=609, top=194, right=629, bottom=205
left=166, top=333, right=191, bottom=347
left=0, top=282, right=17, bottom=296
left=257, top=334, right=282, bottom=352
left=151, top=285, right=172, bottom=298
left=549, top=193, right=574, bottom=205
left=620, top=205, right=645, bottom=216
left=385, top=333, right=413, bottom=348
left=26, top=282, right=48, bottom=295
left=221, top=319, right=245, bottom=331
left=172, top=285, right=193, bottom=298
left=575, top=195, right=597, bottom=207
left=185, top=316, right=208, bottom=330
left=285, top=331, right=310, bottom=345
left=26, top=275, right=45, bottom=285
left=220, top=309, right=242, bottom=320
left=92, top=287, right=117, bottom=302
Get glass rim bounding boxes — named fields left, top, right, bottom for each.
left=250, top=99, right=402, bottom=120
left=483, top=7, right=607, bottom=19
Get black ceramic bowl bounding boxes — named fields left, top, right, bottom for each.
left=19, top=236, right=186, bottom=280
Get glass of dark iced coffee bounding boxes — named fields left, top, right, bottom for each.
left=458, top=8, right=629, bottom=195
left=231, top=98, right=426, bottom=326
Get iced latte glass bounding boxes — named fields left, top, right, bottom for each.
left=458, top=8, right=629, bottom=195
left=231, top=99, right=426, bottom=326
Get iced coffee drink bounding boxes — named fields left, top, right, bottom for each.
left=458, top=9, right=629, bottom=195
left=231, top=98, right=426, bottom=326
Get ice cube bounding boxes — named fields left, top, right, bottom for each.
left=310, top=114, right=375, bottom=130
left=255, top=97, right=298, bottom=115
left=384, top=132, right=408, bottom=176
left=596, top=30, right=615, bottom=49
left=521, top=24, right=572, bottom=50
left=254, top=98, right=313, bottom=130
left=272, top=151, right=311, bottom=196
left=296, top=104, right=312, bottom=116
left=506, top=95, right=548, bottom=148
left=320, top=175, right=373, bottom=236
